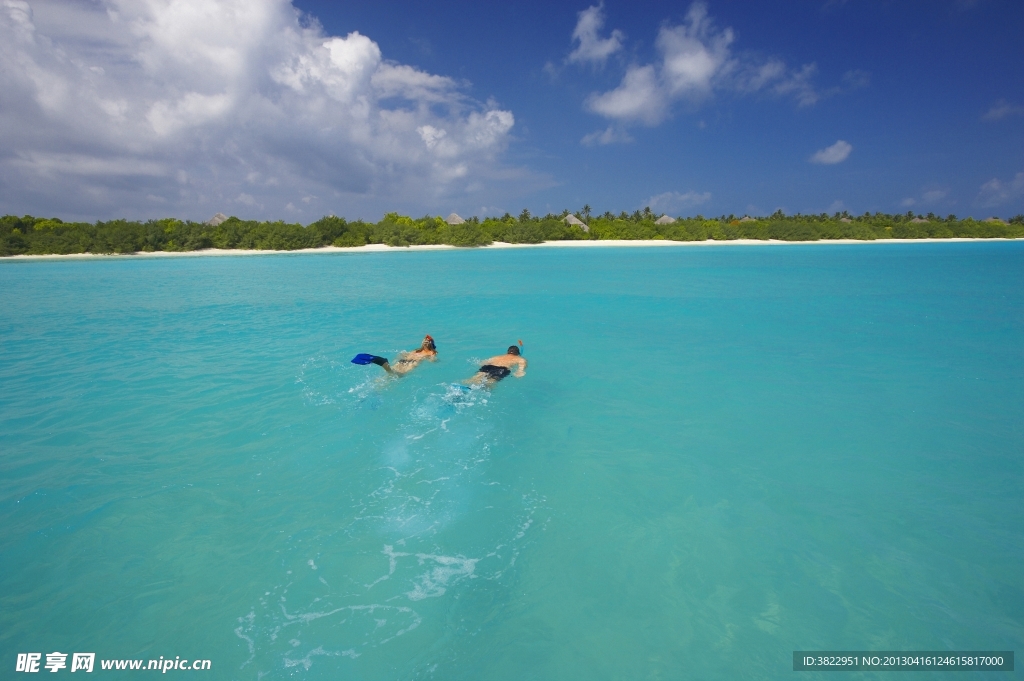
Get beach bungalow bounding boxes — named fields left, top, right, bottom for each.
left=739, top=216, right=756, bottom=222
left=563, top=214, right=589, bottom=232
left=654, top=215, right=676, bottom=225
left=206, top=213, right=228, bottom=226
left=445, top=213, right=466, bottom=225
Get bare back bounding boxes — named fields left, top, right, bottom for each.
left=392, top=347, right=437, bottom=375
left=482, top=353, right=527, bottom=377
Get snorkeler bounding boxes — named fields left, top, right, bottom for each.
left=466, top=343, right=527, bottom=386
left=392, top=335, right=438, bottom=375
left=351, top=335, right=437, bottom=375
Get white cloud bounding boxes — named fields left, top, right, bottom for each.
left=582, top=2, right=824, bottom=126
left=977, top=171, right=1024, bottom=207
left=733, top=59, right=786, bottom=93
left=586, top=65, right=666, bottom=124
left=809, top=140, right=852, bottom=165
left=0, top=0, right=529, bottom=220
left=236, top=193, right=258, bottom=207
left=567, top=4, right=623, bottom=66
left=901, top=189, right=948, bottom=208
left=982, top=100, right=1024, bottom=121
left=580, top=126, right=633, bottom=146
left=770, top=63, right=819, bottom=107
left=644, top=190, right=711, bottom=213
left=827, top=199, right=845, bottom=212
left=656, top=4, right=733, bottom=101
left=842, top=69, right=870, bottom=90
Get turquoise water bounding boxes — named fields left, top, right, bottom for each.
left=1, top=244, right=1022, bottom=680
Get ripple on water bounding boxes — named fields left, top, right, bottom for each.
left=234, top=367, right=545, bottom=675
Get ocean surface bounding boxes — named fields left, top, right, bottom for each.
left=1, top=243, right=1022, bottom=680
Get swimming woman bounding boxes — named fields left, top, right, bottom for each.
left=392, top=335, right=438, bottom=375
left=466, top=344, right=527, bottom=386
left=351, top=335, right=437, bottom=375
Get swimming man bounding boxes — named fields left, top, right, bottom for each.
left=466, top=344, right=527, bottom=386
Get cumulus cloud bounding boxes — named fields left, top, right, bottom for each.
left=568, top=4, right=623, bottom=66
left=0, top=0, right=528, bottom=220
left=581, top=2, right=826, bottom=126
left=982, top=100, right=1024, bottom=121
left=587, top=65, right=666, bottom=124
left=809, top=140, right=852, bottom=165
left=977, top=171, right=1024, bottom=207
left=655, top=5, right=733, bottom=102
left=644, top=190, right=711, bottom=213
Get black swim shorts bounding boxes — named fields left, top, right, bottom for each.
left=478, top=364, right=511, bottom=380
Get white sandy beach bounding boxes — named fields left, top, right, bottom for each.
left=3, top=237, right=1021, bottom=261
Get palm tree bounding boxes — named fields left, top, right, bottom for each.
left=581, top=204, right=591, bottom=223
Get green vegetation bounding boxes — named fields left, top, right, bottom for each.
left=2, top=210, right=1022, bottom=257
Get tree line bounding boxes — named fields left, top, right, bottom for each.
left=2, top=210, right=1022, bottom=257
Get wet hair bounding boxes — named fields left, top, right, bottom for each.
left=507, top=345, right=520, bottom=355
left=424, top=336, right=436, bottom=351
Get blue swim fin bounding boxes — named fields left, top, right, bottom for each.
left=352, top=353, right=387, bottom=366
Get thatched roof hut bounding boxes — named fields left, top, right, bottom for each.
left=910, top=217, right=929, bottom=224
left=654, top=215, right=676, bottom=225
left=984, top=216, right=1006, bottom=224
left=445, top=212, right=465, bottom=225
left=739, top=216, right=755, bottom=222
left=564, top=214, right=589, bottom=232
left=206, top=213, right=228, bottom=226
left=839, top=217, right=852, bottom=223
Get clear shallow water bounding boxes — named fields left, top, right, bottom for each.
left=1, top=244, right=1022, bottom=680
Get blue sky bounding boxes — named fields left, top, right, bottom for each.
left=1, top=0, right=1021, bottom=221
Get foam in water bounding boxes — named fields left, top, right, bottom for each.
left=232, top=353, right=544, bottom=673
